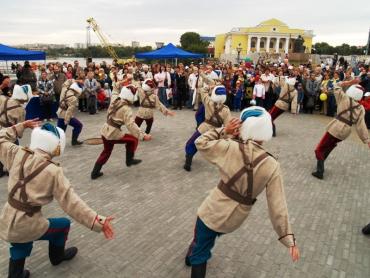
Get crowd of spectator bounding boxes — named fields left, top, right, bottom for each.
left=1, top=57, right=369, bottom=129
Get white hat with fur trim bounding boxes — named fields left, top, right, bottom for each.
left=142, top=79, right=156, bottom=92
left=119, top=84, right=138, bottom=103
left=30, top=123, right=66, bottom=156
left=69, top=82, right=84, bottom=97
left=239, top=106, right=273, bottom=142
left=211, top=85, right=227, bottom=104
left=346, top=85, right=364, bottom=101
left=11, top=84, right=33, bottom=102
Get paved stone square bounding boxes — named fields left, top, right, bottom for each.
left=0, top=108, right=369, bottom=278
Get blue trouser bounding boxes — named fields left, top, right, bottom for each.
left=10, top=218, right=70, bottom=260
left=233, top=91, right=243, bottom=111
left=186, top=217, right=222, bottom=265
left=185, top=130, right=202, bottom=156
left=195, top=104, right=205, bottom=128
left=158, top=87, right=169, bottom=108
left=57, top=117, right=83, bottom=137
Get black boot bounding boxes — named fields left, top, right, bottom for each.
left=191, top=263, right=207, bottom=278
left=71, top=134, right=83, bottom=146
left=312, top=160, right=324, bottom=180
left=8, top=258, right=30, bottom=278
left=184, top=154, right=193, bottom=172
left=362, top=223, right=370, bottom=235
left=126, top=151, right=142, bottom=167
left=91, top=163, right=104, bottom=180
left=49, top=244, right=78, bottom=266
left=272, top=123, right=276, bottom=137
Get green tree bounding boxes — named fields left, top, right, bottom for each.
left=180, top=32, right=209, bottom=54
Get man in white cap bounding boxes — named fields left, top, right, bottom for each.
left=0, top=120, right=114, bottom=278
left=56, top=73, right=85, bottom=146
left=135, top=79, right=175, bottom=134
left=185, top=107, right=299, bottom=278
left=91, top=84, right=152, bottom=180
left=184, top=74, right=231, bottom=172
left=0, top=84, right=32, bottom=177
left=269, top=77, right=298, bottom=137
left=312, top=83, right=370, bottom=179
left=141, top=64, right=153, bottom=80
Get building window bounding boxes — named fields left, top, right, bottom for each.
left=260, top=41, right=264, bottom=48
left=279, top=42, right=283, bottom=49
left=270, top=41, right=274, bottom=48
left=251, top=41, right=256, bottom=48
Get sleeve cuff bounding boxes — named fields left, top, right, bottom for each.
left=278, top=233, right=296, bottom=248
left=91, top=215, right=106, bottom=233
left=13, top=123, right=25, bottom=139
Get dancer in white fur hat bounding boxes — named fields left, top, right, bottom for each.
left=185, top=107, right=299, bottom=278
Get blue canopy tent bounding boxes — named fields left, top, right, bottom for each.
left=0, top=44, right=46, bottom=61
left=135, top=43, right=203, bottom=64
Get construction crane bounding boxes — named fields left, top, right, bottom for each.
left=86, top=17, right=122, bottom=62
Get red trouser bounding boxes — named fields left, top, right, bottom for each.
left=315, top=132, right=342, bottom=160
left=135, top=116, right=154, bottom=134
left=269, top=105, right=285, bottom=121
left=96, top=135, right=138, bottom=165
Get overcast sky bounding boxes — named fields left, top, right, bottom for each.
left=1, top=0, right=369, bottom=47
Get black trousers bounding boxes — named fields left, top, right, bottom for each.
left=41, top=101, right=53, bottom=120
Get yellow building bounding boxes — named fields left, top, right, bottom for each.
left=215, top=18, right=314, bottom=59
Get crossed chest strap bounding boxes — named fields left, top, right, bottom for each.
left=336, top=98, right=360, bottom=126
left=59, top=88, right=78, bottom=110
left=8, top=149, right=52, bottom=217
left=279, top=88, right=294, bottom=104
left=107, top=100, right=128, bottom=129
left=205, top=103, right=224, bottom=128
left=141, top=93, right=156, bottom=108
left=0, top=98, right=21, bottom=127
left=217, top=142, right=269, bottom=206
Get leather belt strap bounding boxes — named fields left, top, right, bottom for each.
left=217, top=143, right=269, bottom=206
left=335, top=98, right=360, bottom=126
left=107, top=118, right=121, bottom=129
left=0, top=98, right=21, bottom=127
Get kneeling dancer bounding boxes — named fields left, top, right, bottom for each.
left=312, top=84, right=370, bottom=179
left=268, top=77, right=297, bottom=137
left=91, top=85, right=151, bottom=180
left=184, top=73, right=231, bottom=171
left=135, top=79, right=175, bottom=134
left=57, top=74, right=86, bottom=146
left=0, top=119, right=114, bottom=278
left=185, top=107, right=299, bottom=278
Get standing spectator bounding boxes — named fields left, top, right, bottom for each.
left=141, top=64, right=153, bottom=80
left=304, top=73, right=319, bottom=114
left=72, top=60, right=83, bottom=79
left=38, top=71, right=54, bottom=121
left=296, top=83, right=305, bottom=114
left=320, top=72, right=330, bottom=115
left=187, top=67, right=198, bottom=109
left=233, top=80, right=243, bottom=112
left=65, top=65, right=74, bottom=79
left=0, top=76, right=11, bottom=97
left=154, top=65, right=170, bottom=108
left=52, top=64, right=67, bottom=104
left=261, top=69, right=275, bottom=110
left=84, top=71, right=99, bottom=115
left=174, top=68, right=187, bottom=110
left=360, top=92, right=370, bottom=129
left=18, top=61, right=37, bottom=91
left=326, top=72, right=340, bottom=117
left=252, top=77, right=265, bottom=107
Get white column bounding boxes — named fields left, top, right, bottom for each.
left=275, top=37, right=280, bottom=53
left=266, top=37, right=270, bottom=53
left=256, top=37, right=261, bottom=53
left=285, top=37, right=289, bottom=54
left=247, top=36, right=252, bottom=54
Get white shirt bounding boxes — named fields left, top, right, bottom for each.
left=154, top=72, right=171, bottom=88
left=253, top=84, right=265, bottom=98
left=141, top=71, right=153, bottom=80
left=188, top=73, right=199, bottom=90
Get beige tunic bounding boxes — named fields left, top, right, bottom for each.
left=195, top=128, right=295, bottom=248
left=274, top=83, right=298, bottom=113
left=56, top=81, right=79, bottom=124
left=0, top=124, right=106, bottom=243
left=326, top=86, right=369, bottom=143
left=136, top=89, right=168, bottom=119
left=197, top=77, right=232, bottom=134
left=0, top=95, right=25, bottom=130
left=101, top=98, right=145, bottom=140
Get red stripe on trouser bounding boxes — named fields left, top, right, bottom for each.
left=45, top=227, right=70, bottom=242
left=269, top=105, right=285, bottom=121
left=96, top=135, right=139, bottom=165
left=314, top=132, right=342, bottom=160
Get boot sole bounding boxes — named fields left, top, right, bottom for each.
left=311, top=172, right=323, bottom=180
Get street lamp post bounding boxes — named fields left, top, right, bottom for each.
left=236, top=43, right=242, bottom=64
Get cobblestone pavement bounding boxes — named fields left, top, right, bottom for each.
left=0, top=108, right=369, bottom=278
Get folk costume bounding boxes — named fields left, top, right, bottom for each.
left=312, top=85, right=369, bottom=179
left=0, top=122, right=109, bottom=278
left=185, top=107, right=296, bottom=278
left=91, top=85, right=146, bottom=180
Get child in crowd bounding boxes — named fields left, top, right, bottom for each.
left=297, top=83, right=305, bottom=114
